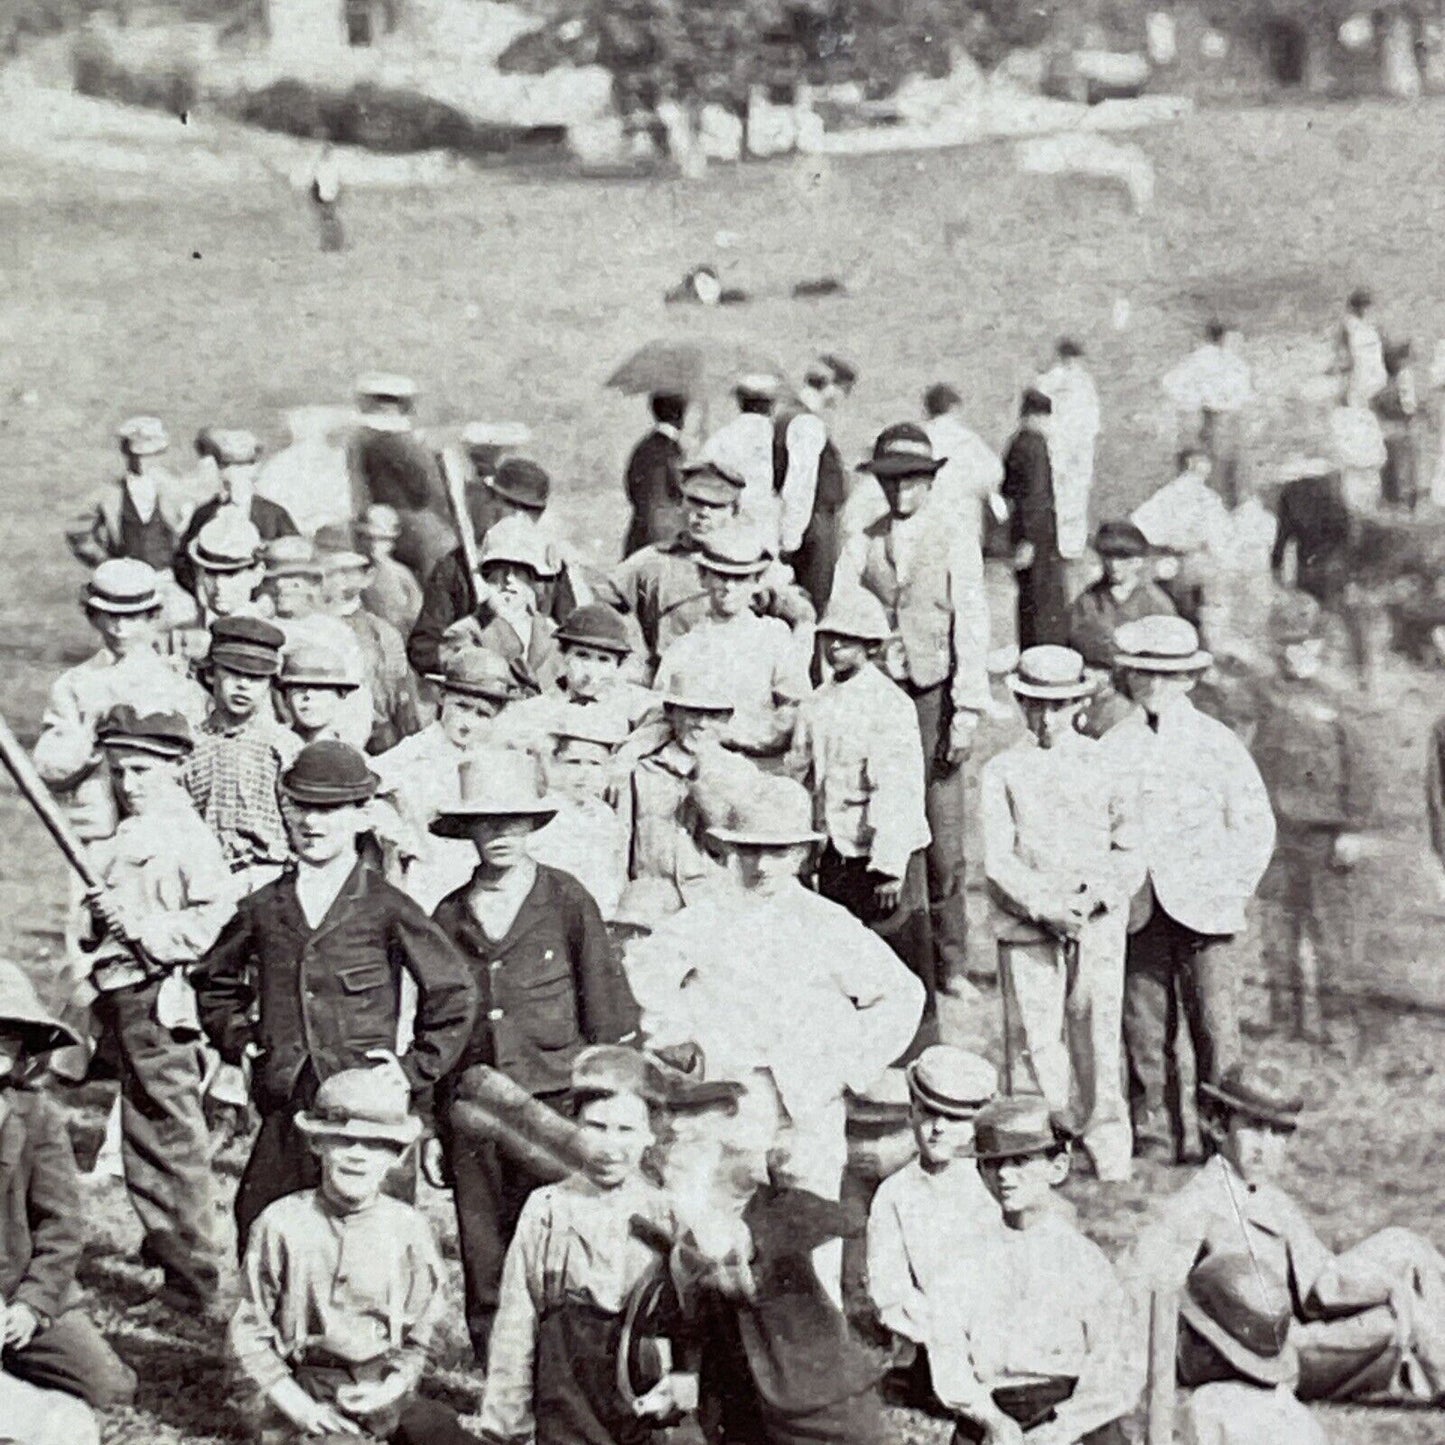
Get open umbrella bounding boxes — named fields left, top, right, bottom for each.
left=605, top=338, right=790, bottom=401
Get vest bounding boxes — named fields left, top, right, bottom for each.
left=858, top=518, right=955, bottom=693
left=772, top=407, right=847, bottom=511
left=119, top=486, right=181, bottom=571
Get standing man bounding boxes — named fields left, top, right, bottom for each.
left=1036, top=339, right=1102, bottom=565
left=1002, top=390, right=1068, bottom=649
left=623, top=392, right=688, bottom=557
left=921, top=384, right=1005, bottom=550
left=164, top=513, right=270, bottom=676
left=1162, top=321, right=1254, bottom=509
left=358, top=505, right=424, bottom=637
left=834, top=423, right=991, bottom=985
left=428, top=752, right=637, bottom=1360
left=773, top=354, right=858, bottom=611
left=700, top=375, right=783, bottom=545
left=1131, top=448, right=1232, bottom=634
left=1333, top=287, right=1387, bottom=410
left=1099, top=616, right=1275, bottom=1165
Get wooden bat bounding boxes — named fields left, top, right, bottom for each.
left=450, top=1063, right=598, bottom=1181
left=1145, top=1287, right=1177, bottom=1445
left=438, top=445, right=488, bottom=613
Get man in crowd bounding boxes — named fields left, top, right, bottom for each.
left=1036, top=338, right=1102, bottom=566
left=921, top=383, right=1005, bottom=550
left=699, top=375, right=783, bottom=543
left=1003, top=389, right=1069, bottom=649
left=623, top=391, right=688, bottom=557
left=1162, top=321, right=1254, bottom=509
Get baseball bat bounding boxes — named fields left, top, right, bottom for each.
left=450, top=1063, right=598, bottom=1180
left=1145, top=1287, right=1177, bottom=1445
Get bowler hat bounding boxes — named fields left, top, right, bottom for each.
left=969, top=1096, right=1070, bottom=1160
left=430, top=751, right=559, bottom=837
left=817, top=589, right=890, bottom=643
left=479, top=515, right=561, bottom=578
left=556, top=603, right=632, bottom=657
left=83, top=559, right=162, bottom=615
left=280, top=740, right=380, bottom=806
left=116, top=415, right=169, bottom=457
left=277, top=642, right=360, bottom=691
left=205, top=615, right=285, bottom=677
left=905, top=1046, right=997, bottom=1120
left=1179, top=1252, right=1298, bottom=1387
left=429, top=647, right=526, bottom=702
left=207, top=429, right=262, bottom=467
left=677, top=461, right=745, bottom=505
left=97, top=705, right=194, bottom=759
left=296, top=1066, right=422, bottom=1147
left=1268, top=592, right=1323, bottom=646
left=1198, top=1062, right=1302, bottom=1131
left=1008, top=645, right=1096, bottom=702
left=189, top=514, right=264, bottom=573
left=487, top=458, right=551, bottom=513
left=569, top=1045, right=664, bottom=1108
left=1020, top=388, right=1054, bottom=418
left=1093, top=520, right=1151, bottom=559
left=263, top=535, right=323, bottom=581
left=858, top=423, right=946, bottom=480
left=695, top=524, right=772, bottom=578
left=1112, top=615, right=1212, bottom=674
left=0, top=960, right=80, bottom=1056
left=708, top=778, right=823, bottom=849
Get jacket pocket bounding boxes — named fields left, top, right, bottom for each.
left=335, top=962, right=392, bottom=995
left=518, top=972, right=578, bottom=1050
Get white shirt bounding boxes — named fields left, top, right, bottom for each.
left=294, top=854, right=356, bottom=930
left=700, top=413, right=780, bottom=544
left=1036, top=362, right=1101, bottom=463
left=1163, top=343, right=1254, bottom=415
left=468, top=859, right=538, bottom=940
left=1131, top=472, right=1233, bottom=563
left=778, top=409, right=829, bottom=554
left=925, top=413, right=1005, bottom=544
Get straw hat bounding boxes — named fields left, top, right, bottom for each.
left=295, top=1066, right=422, bottom=1147
left=1112, top=615, right=1212, bottom=674
left=1008, top=645, right=1096, bottom=702
left=82, top=559, right=161, bottom=615
left=905, top=1046, right=997, bottom=1120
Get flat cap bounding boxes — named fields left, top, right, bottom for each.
left=205, top=615, right=286, bottom=676
left=96, top=704, right=194, bottom=758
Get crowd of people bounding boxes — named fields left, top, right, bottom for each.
left=3, top=310, right=1445, bottom=1445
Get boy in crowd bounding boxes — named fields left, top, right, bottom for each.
left=183, top=615, right=300, bottom=892
left=164, top=513, right=269, bottom=674
left=928, top=1097, right=1142, bottom=1444
left=229, top=1065, right=473, bottom=1444
left=1130, top=448, right=1231, bottom=635
left=194, top=740, right=476, bottom=1246
left=83, top=705, right=236, bottom=1311
left=0, top=961, right=137, bottom=1414
left=358, top=504, right=423, bottom=637
left=982, top=646, right=1142, bottom=1183
left=274, top=642, right=367, bottom=748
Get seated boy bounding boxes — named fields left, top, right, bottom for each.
left=928, top=1097, right=1142, bottom=1444
left=0, top=960, right=137, bottom=1415
left=228, top=1065, right=473, bottom=1444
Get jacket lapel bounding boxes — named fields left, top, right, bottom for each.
left=489, top=870, right=552, bottom=955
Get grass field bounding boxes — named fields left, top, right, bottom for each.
left=3, top=90, right=1445, bottom=1442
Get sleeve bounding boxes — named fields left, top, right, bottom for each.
left=831, top=531, right=869, bottom=601
left=926, top=1292, right=998, bottom=1421
left=980, top=759, right=1055, bottom=924
left=9, top=1100, right=85, bottom=1319
left=1102, top=763, right=1146, bottom=909
left=192, top=899, right=260, bottom=1064
left=64, top=498, right=108, bottom=568
left=568, top=882, right=640, bottom=1046
left=597, top=551, right=646, bottom=617
left=31, top=673, right=99, bottom=794
left=1220, top=734, right=1276, bottom=899
left=1001, top=440, right=1028, bottom=546
left=478, top=1195, right=547, bottom=1445
left=1269, top=490, right=1292, bottom=578
left=171, top=508, right=204, bottom=598
left=134, top=827, right=241, bottom=964
left=1338, top=706, right=1374, bottom=827
left=390, top=896, right=479, bottom=1097
left=946, top=532, right=991, bottom=716
left=748, top=1187, right=861, bottom=1260
left=779, top=413, right=828, bottom=556
left=228, top=1210, right=294, bottom=1392
left=866, top=693, right=930, bottom=881
left=406, top=554, right=470, bottom=676
left=829, top=917, right=925, bottom=1091
left=865, top=1184, right=930, bottom=1344
left=396, top=1215, right=449, bottom=1388
left=756, top=560, right=816, bottom=631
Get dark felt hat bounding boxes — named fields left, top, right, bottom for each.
left=1198, top=1062, right=1303, bottom=1131
left=969, top=1096, right=1070, bottom=1160
left=1180, top=1252, right=1298, bottom=1387
left=487, top=457, right=551, bottom=512
left=97, top=705, right=194, bottom=758
left=205, top=615, right=286, bottom=677
left=280, top=740, right=380, bottom=806
left=857, top=423, right=945, bottom=480
left=556, top=603, right=632, bottom=656
left=1094, top=520, right=1152, bottom=559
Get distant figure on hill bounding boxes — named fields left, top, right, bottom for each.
left=310, top=145, right=344, bottom=252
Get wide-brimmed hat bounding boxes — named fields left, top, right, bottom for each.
left=263, top=535, right=323, bottom=581
left=858, top=422, right=946, bottom=480
left=569, top=1045, right=665, bottom=1108
left=695, top=524, right=772, bottom=578
left=280, top=740, right=380, bottom=806
left=479, top=515, right=562, bottom=577
left=487, top=457, right=551, bottom=512
left=968, top=1096, right=1070, bottom=1160
left=0, top=961, right=81, bottom=1056
left=205, top=615, right=286, bottom=677
left=207, top=429, right=262, bottom=467
left=1009, top=645, right=1096, bottom=702
left=430, top=751, right=560, bottom=837
left=817, top=589, right=891, bottom=643
left=1198, top=1062, right=1303, bottom=1132
left=1268, top=592, right=1323, bottom=647
left=82, top=559, right=161, bottom=615
left=428, top=647, right=526, bottom=703
left=117, top=415, right=169, bottom=457
left=905, top=1046, right=997, bottom=1120
left=677, top=460, right=745, bottom=506
left=1180, top=1252, right=1298, bottom=1387
left=708, top=778, right=823, bottom=849
left=1112, top=615, right=1212, bottom=674
left=189, top=514, right=264, bottom=573
left=296, top=1066, right=422, bottom=1147
left=1093, top=520, right=1152, bottom=559
left=97, top=705, right=194, bottom=759
left=556, top=603, right=632, bottom=657
left=277, top=643, right=361, bottom=691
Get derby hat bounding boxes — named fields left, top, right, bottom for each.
left=205, top=615, right=286, bottom=677
left=429, top=751, right=559, bottom=837
left=96, top=705, right=194, bottom=759
left=1268, top=591, right=1324, bottom=647
left=1009, top=644, right=1096, bottom=702
left=708, top=777, right=824, bottom=849
left=1179, top=1252, right=1298, bottom=1387
left=677, top=460, right=745, bottom=506
left=280, top=740, right=380, bottom=806
left=969, top=1096, right=1070, bottom=1160
left=556, top=603, right=632, bottom=656
left=0, top=960, right=81, bottom=1057
left=817, top=589, right=891, bottom=643
left=569, top=1045, right=665, bottom=1108
left=1093, top=520, right=1152, bottom=559
left=295, top=1065, right=422, bottom=1148
left=428, top=647, right=525, bottom=702
left=83, top=558, right=161, bottom=615
left=857, top=422, right=946, bottom=480
left=262, top=535, right=323, bottom=580
left=189, top=514, right=264, bottom=573
left=1198, top=1061, right=1303, bottom=1131
left=486, top=457, right=551, bottom=513
left=1112, top=615, right=1212, bottom=674
left=277, top=642, right=361, bottom=691
left=116, top=415, right=169, bottom=456
left=905, top=1046, right=997, bottom=1120
left=207, top=429, right=262, bottom=467
left=479, top=515, right=562, bottom=577
left=694, top=524, right=773, bottom=577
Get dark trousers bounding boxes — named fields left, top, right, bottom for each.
left=445, top=1106, right=554, bottom=1360
left=93, top=981, right=219, bottom=1303
left=4, top=1310, right=137, bottom=1410
left=314, top=200, right=345, bottom=253
left=909, top=682, right=969, bottom=980
left=816, top=844, right=935, bottom=1053
left=1123, top=906, right=1240, bottom=1159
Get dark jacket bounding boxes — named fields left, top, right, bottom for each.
left=193, top=861, right=476, bottom=1114
left=1002, top=426, right=1068, bottom=648
left=1270, top=473, right=1353, bottom=605
left=432, top=864, right=637, bottom=1100
left=1252, top=676, right=1370, bottom=831
left=0, top=1090, right=84, bottom=1320
left=172, top=494, right=299, bottom=597
left=1066, top=577, right=1178, bottom=670
left=624, top=428, right=685, bottom=558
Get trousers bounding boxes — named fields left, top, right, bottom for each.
left=92, top=979, right=221, bottom=1302
left=0, top=1369, right=99, bottom=1445
left=4, top=1310, right=137, bottom=1410
left=1000, top=912, right=1132, bottom=1181
left=1122, top=905, right=1240, bottom=1159
left=909, top=682, right=969, bottom=981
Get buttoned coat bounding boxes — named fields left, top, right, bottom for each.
left=432, top=864, right=637, bottom=1100
left=0, top=1091, right=84, bottom=1320
left=193, top=861, right=476, bottom=1114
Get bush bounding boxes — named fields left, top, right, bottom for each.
left=70, top=29, right=199, bottom=113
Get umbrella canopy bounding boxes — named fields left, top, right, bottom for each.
left=605, top=338, right=792, bottom=402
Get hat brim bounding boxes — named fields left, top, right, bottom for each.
left=485, top=480, right=549, bottom=513
left=1179, top=1298, right=1299, bottom=1387
left=281, top=781, right=379, bottom=807
left=661, top=696, right=735, bottom=714
left=696, top=559, right=770, bottom=578
left=557, top=633, right=632, bottom=657
left=83, top=592, right=162, bottom=615
left=188, top=541, right=259, bottom=572
left=817, top=627, right=887, bottom=644
left=480, top=553, right=561, bottom=579
left=677, top=481, right=740, bottom=505
left=296, top=1113, right=422, bottom=1147
left=1008, top=676, right=1097, bottom=701
left=857, top=456, right=945, bottom=479
left=905, top=1073, right=990, bottom=1120
left=1115, top=651, right=1213, bottom=674
left=1197, top=1080, right=1301, bottom=1131
left=429, top=800, right=559, bottom=837
left=206, top=651, right=282, bottom=678
left=278, top=675, right=361, bottom=691
left=708, top=826, right=824, bottom=848
left=425, top=675, right=511, bottom=702
left=121, top=439, right=169, bottom=457
left=0, top=1014, right=82, bottom=1057
left=98, top=736, right=193, bottom=759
